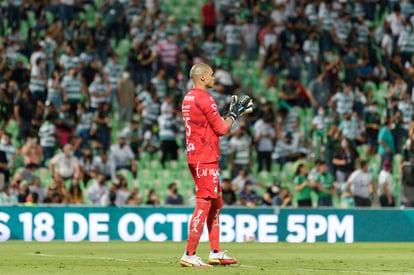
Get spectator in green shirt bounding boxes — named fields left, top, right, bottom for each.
left=315, top=161, right=335, bottom=207
left=294, top=163, right=312, bottom=207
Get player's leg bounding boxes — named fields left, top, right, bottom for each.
left=182, top=162, right=223, bottom=268
left=180, top=197, right=212, bottom=268
left=185, top=197, right=211, bottom=256
left=207, top=193, right=237, bottom=265
left=206, top=195, right=222, bottom=252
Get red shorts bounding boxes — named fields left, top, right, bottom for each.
left=188, top=162, right=221, bottom=199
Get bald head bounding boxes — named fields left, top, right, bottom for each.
left=189, top=63, right=215, bottom=89
left=189, top=63, right=212, bottom=80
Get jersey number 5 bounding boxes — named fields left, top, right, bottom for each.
left=184, top=117, right=191, bottom=136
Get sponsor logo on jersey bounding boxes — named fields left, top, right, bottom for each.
left=184, top=95, right=194, bottom=102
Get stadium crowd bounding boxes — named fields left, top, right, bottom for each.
left=1, top=0, right=414, bottom=208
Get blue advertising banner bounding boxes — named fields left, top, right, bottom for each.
left=0, top=206, right=413, bottom=242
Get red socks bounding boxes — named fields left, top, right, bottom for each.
left=186, top=198, right=212, bottom=255
left=185, top=196, right=224, bottom=255
left=207, top=197, right=223, bottom=252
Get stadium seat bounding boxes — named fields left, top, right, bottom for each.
left=83, top=191, right=90, bottom=205
left=257, top=170, right=272, bottom=186
left=35, top=168, right=53, bottom=187
left=138, top=168, right=156, bottom=189
left=117, top=169, right=135, bottom=189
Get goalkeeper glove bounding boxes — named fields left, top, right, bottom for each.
left=226, top=95, right=254, bottom=122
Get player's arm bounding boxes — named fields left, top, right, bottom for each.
left=281, top=192, right=293, bottom=207
left=409, top=118, right=414, bottom=138
left=306, top=88, right=318, bottom=107
left=329, top=183, right=335, bottom=196
left=369, top=180, right=373, bottom=195
left=346, top=172, right=357, bottom=194
left=223, top=117, right=234, bottom=129
left=332, top=155, right=346, bottom=166
left=203, top=102, right=232, bottom=136
left=382, top=181, right=392, bottom=205
left=262, top=192, right=272, bottom=205
left=294, top=178, right=309, bottom=192
left=317, top=182, right=330, bottom=195
left=201, top=96, right=233, bottom=136
left=204, top=94, right=254, bottom=136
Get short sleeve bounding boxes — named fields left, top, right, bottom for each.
left=127, top=146, right=134, bottom=159
left=347, top=171, right=357, bottom=184
left=254, top=126, right=263, bottom=138
left=50, top=154, right=60, bottom=165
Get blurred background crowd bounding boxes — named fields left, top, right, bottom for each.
left=1, top=0, right=414, bottom=208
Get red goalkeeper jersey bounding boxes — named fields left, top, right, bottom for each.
left=182, top=88, right=230, bottom=164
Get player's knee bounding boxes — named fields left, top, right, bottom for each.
left=195, top=197, right=213, bottom=211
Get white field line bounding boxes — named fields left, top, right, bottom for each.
left=32, top=253, right=253, bottom=268
left=275, top=266, right=414, bottom=275
left=31, top=254, right=410, bottom=274
left=31, top=253, right=165, bottom=264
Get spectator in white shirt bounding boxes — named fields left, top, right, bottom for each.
left=346, top=161, right=373, bottom=207
left=386, top=4, right=405, bottom=48
left=232, top=169, right=262, bottom=193
left=228, top=124, right=252, bottom=178
left=254, top=113, right=276, bottom=172
left=381, top=24, right=393, bottom=67
left=115, top=175, right=131, bottom=206
left=30, top=45, right=45, bottom=71
left=109, top=133, right=137, bottom=179
left=49, top=144, right=80, bottom=181
left=88, top=173, right=108, bottom=205
left=93, top=151, right=113, bottom=180
left=378, top=159, right=395, bottom=207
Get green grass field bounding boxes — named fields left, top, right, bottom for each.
left=1, top=242, right=413, bottom=275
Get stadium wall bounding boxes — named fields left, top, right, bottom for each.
left=0, top=206, right=413, bottom=242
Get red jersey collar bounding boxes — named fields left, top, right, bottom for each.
left=190, top=87, right=207, bottom=93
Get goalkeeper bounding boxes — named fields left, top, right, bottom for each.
left=180, top=63, right=253, bottom=268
